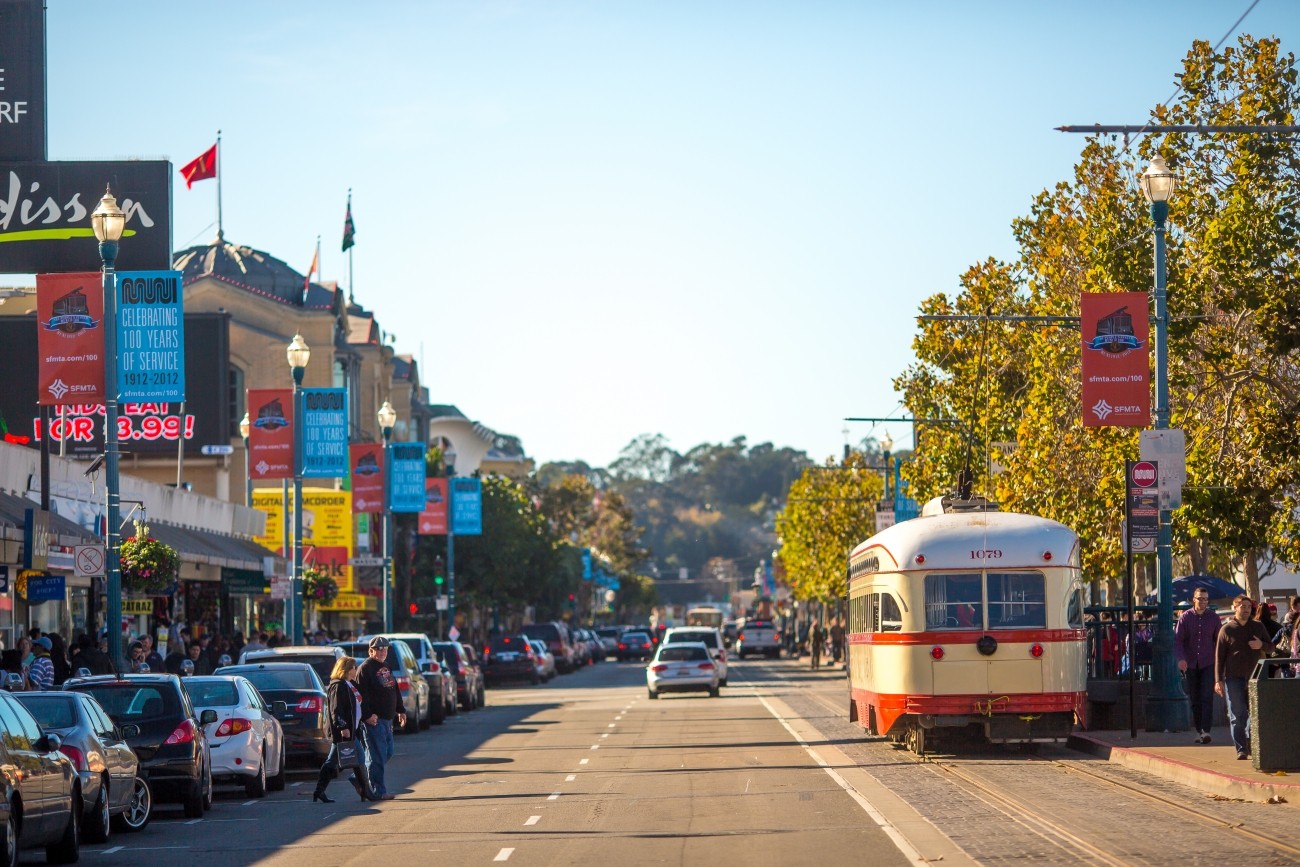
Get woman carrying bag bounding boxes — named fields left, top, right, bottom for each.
left=314, top=656, right=377, bottom=802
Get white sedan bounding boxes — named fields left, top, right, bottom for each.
left=646, top=641, right=720, bottom=699
left=184, top=675, right=287, bottom=797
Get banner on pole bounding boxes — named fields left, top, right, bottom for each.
left=296, top=388, right=348, bottom=478
left=247, top=389, right=293, bottom=479
left=115, top=270, right=184, bottom=402
left=419, top=477, right=448, bottom=535
left=387, top=443, right=426, bottom=513
left=1081, top=292, right=1150, bottom=427
left=36, top=273, right=104, bottom=406
left=451, top=477, right=482, bottom=535
left=349, top=443, right=385, bottom=513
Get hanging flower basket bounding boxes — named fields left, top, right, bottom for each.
left=14, top=571, right=27, bottom=600
left=119, top=521, right=180, bottom=596
left=301, top=568, right=340, bottom=606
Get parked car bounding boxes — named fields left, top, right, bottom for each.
left=646, top=642, right=720, bottom=699
left=431, top=642, right=484, bottom=711
left=661, top=626, right=728, bottom=686
left=370, top=633, right=449, bottom=726
left=529, top=640, right=557, bottom=682
left=574, top=628, right=602, bottom=665
left=519, top=622, right=575, bottom=673
left=460, top=644, right=488, bottom=707
left=0, top=690, right=83, bottom=863
left=184, top=675, right=286, bottom=797
left=594, top=627, right=623, bottom=659
left=213, top=663, right=331, bottom=765
left=616, top=631, right=654, bottom=662
left=238, top=646, right=344, bottom=686
left=15, top=690, right=148, bottom=841
left=64, top=673, right=216, bottom=819
left=334, top=640, right=431, bottom=734
left=482, top=634, right=540, bottom=685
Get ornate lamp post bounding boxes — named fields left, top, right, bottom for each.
left=880, top=430, right=894, bottom=504
left=92, top=187, right=126, bottom=664
left=239, top=411, right=252, bottom=508
left=1139, top=155, right=1189, bottom=731
left=377, top=400, right=397, bottom=631
left=287, top=333, right=311, bottom=645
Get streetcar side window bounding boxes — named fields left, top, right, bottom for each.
left=1067, top=586, right=1083, bottom=628
left=987, top=572, right=1046, bottom=629
left=925, top=573, right=982, bottom=629
left=878, top=593, right=902, bottom=632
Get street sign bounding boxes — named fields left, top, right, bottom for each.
left=74, top=545, right=105, bottom=577
left=201, top=445, right=234, bottom=456
left=435, top=595, right=449, bottom=611
left=1140, top=429, right=1186, bottom=509
left=1121, top=521, right=1156, bottom=554
left=448, top=625, right=460, bottom=641
left=348, top=556, right=385, bottom=567
left=1126, top=459, right=1159, bottom=549
left=875, top=507, right=896, bottom=531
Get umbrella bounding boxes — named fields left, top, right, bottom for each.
left=1170, top=575, right=1243, bottom=605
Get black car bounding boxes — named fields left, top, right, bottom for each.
left=64, top=673, right=216, bottom=819
left=0, top=690, right=82, bottom=864
left=616, top=631, right=654, bottom=662
left=215, top=662, right=332, bottom=764
left=431, top=642, right=484, bottom=711
left=482, top=634, right=540, bottom=685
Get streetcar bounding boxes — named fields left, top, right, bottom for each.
left=685, top=607, right=725, bottom=629
left=846, top=495, right=1087, bottom=754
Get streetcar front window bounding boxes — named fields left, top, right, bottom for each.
left=987, top=572, right=1046, bottom=629
left=925, top=573, right=983, bottom=629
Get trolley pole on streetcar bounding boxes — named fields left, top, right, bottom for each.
left=1141, top=156, right=1190, bottom=732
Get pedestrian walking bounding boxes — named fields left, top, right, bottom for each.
left=1215, top=594, right=1274, bottom=759
left=810, top=620, right=823, bottom=671
left=1176, top=588, right=1221, bottom=743
left=829, top=619, right=844, bottom=665
left=315, top=657, right=376, bottom=803
left=356, top=636, right=407, bottom=800
left=28, top=637, right=55, bottom=690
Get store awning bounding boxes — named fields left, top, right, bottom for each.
left=133, top=522, right=282, bottom=573
left=0, top=489, right=100, bottom=546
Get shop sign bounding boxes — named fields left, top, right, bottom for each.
left=318, top=592, right=375, bottom=612
left=222, top=567, right=266, bottom=595
left=25, top=572, right=65, bottom=602
left=122, top=597, right=154, bottom=615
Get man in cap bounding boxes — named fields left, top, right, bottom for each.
left=356, top=636, right=407, bottom=799
left=28, top=636, right=55, bottom=690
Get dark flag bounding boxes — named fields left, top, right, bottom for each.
left=341, top=194, right=356, bottom=252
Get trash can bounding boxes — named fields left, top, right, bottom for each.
left=1249, top=658, right=1300, bottom=772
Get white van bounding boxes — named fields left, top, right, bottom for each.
left=661, top=626, right=728, bottom=686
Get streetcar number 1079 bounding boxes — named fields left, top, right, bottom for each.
left=970, top=549, right=1002, bottom=559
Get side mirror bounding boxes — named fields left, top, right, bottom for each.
left=40, top=732, right=63, bottom=753
left=271, top=701, right=288, bottom=714
left=120, top=724, right=141, bottom=739
left=199, top=709, right=218, bottom=726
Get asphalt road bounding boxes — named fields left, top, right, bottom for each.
left=65, top=656, right=927, bottom=866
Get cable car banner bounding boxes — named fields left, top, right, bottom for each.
left=1081, top=292, right=1150, bottom=427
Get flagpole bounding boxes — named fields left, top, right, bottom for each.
left=347, top=188, right=354, bottom=304
left=216, top=129, right=224, bottom=240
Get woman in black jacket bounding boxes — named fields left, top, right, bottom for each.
left=314, top=656, right=376, bottom=802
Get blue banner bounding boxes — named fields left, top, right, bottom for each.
left=26, top=572, right=65, bottom=602
left=296, top=388, right=348, bottom=478
left=582, top=548, right=592, bottom=580
left=116, top=270, right=185, bottom=401
left=388, top=443, right=426, bottom=513
left=451, top=477, right=482, bottom=535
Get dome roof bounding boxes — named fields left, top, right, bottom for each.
left=173, top=234, right=335, bottom=309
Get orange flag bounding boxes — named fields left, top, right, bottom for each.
left=179, top=143, right=217, bottom=188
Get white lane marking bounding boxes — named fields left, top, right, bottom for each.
left=608, top=723, right=616, bottom=728
left=102, top=846, right=124, bottom=855
left=756, top=693, right=932, bottom=867
left=600, top=733, right=609, bottom=738
left=565, top=774, right=576, bottom=782
left=547, top=791, right=560, bottom=801
left=242, top=799, right=256, bottom=806
left=579, top=758, right=589, bottom=765
left=184, top=818, right=202, bottom=825
left=590, top=745, right=599, bottom=750
left=494, top=848, right=515, bottom=861
left=525, top=815, right=541, bottom=826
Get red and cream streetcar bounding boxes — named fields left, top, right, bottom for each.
left=846, top=495, right=1088, bottom=753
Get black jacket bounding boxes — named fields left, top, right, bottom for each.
left=356, top=657, right=405, bottom=722
left=327, top=678, right=363, bottom=743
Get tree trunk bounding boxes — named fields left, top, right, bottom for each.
left=1242, top=550, right=1261, bottom=600
left=1188, top=537, right=1210, bottom=575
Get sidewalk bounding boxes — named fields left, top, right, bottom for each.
left=1069, top=725, right=1300, bottom=804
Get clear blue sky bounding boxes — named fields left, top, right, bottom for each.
left=37, top=0, right=1299, bottom=468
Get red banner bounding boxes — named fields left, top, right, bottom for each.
left=36, top=273, right=104, bottom=406
left=247, top=388, right=294, bottom=479
left=350, top=443, right=385, bottom=513
left=419, top=477, right=448, bottom=535
left=1081, top=292, right=1150, bottom=427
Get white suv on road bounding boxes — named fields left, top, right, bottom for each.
left=661, top=626, right=728, bottom=686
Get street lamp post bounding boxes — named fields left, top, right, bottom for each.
left=287, top=333, right=310, bottom=645
left=377, top=400, right=397, bottom=632
left=1140, top=155, right=1189, bottom=732
left=239, top=412, right=252, bottom=508
left=880, top=430, right=893, bottom=504
left=92, top=187, right=126, bottom=665
left=445, top=446, right=457, bottom=638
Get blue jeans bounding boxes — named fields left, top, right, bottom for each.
left=1223, top=676, right=1250, bottom=754
left=363, top=719, right=394, bottom=794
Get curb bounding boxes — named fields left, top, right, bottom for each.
left=1068, top=733, right=1300, bottom=804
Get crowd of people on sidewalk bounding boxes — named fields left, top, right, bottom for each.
left=1176, top=592, right=1300, bottom=760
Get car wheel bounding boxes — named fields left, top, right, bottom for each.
left=268, top=745, right=287, bottom=792
left=648, top=688, right=658, bottom=699
left=183, top=778, right=204, bottom=819
left=430, top=693, right=445, bottom=726
left=46, top=789, right=80, bottom=864
left=203, top=762, right=214, bottom=810
left=112, top=776, right=152, bottom=833
left=1, top=806, right=17, bottom=867
left=477, top=685, right=486, bottom=707
left=446, top=693, right=458, bottom=716
left=246, top=750, right=268, bottom=798
left=709, top=685, right=720, bottom=698
left=403, top=704, right=420, bottom=735
left=720, top=678, right=728, bottom=687
left=86, top=779, right=111, bottom=844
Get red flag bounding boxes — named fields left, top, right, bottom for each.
left=304, top=245, right=318, bottom=295
left=179, top=143, right=217, bottom=189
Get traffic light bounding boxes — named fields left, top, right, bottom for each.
left=434, top=555, right=445, bottom=586
left=410, top=597, right=435, bottom=617
left=408, top=602, right=420, bottom=617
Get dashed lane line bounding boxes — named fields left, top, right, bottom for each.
left=524, top=816, right=541, bottom=826
left=565, top=774, right=576, bottom=782
left=579, top=759, right=589, bottom=765
left=547, top=792, right=560, bottom=801
left=494, top=847, right=515, bottom=861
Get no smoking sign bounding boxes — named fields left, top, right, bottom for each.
left=74, top=545, right=106, bottom=577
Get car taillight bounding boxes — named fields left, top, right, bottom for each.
left=650, top=664, right=668, bottom=672
left=395, top=675, right=411, bottom=693
left=164, top=719, right=196, bottom=745
left=642, top=643, right=651, bottom=649
left=59, top=744, right=87, bottom=770
left=296, top=696, right=324, bottom=713
left=774, top=632, right=782, bottom=641
left=698, top=662, right=715, bottom=670
left=931, top=646, right=945, bottom=660
left=483, top=647, right=491, bottom=659
left=1030, top=643, right=1045, bottom=658
left=618, top=643, right=626, bottom=650
left=215, top=718, right=253, bottom=737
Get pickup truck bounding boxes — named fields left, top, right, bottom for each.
left=735, top=619, right=782, bottom=659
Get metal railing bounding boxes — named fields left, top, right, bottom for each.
left=1083, top=605, right=1177, bottom=681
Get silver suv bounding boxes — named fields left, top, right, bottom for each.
left=736, top=619, right=782, bottom=659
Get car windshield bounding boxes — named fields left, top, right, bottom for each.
left=184, top=679, right=240, bottom=707
left=622, top=633, right=650, bottom=643
left=75, top=684, right=179, bottom=722
left=432, top=644, right=462, bottom=665
left=667, top=631, right=717, bottom=648
left=245, top=654, right=336, bottom=684
left=224, top=668, right=319, bottom=692
left=400, top=638, right=423, bottom=659
left=488, top=636, right=528, bottom=652
left=15, top=695, right=78, bottom=729
left=658, top=646, right=708, bottom=662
